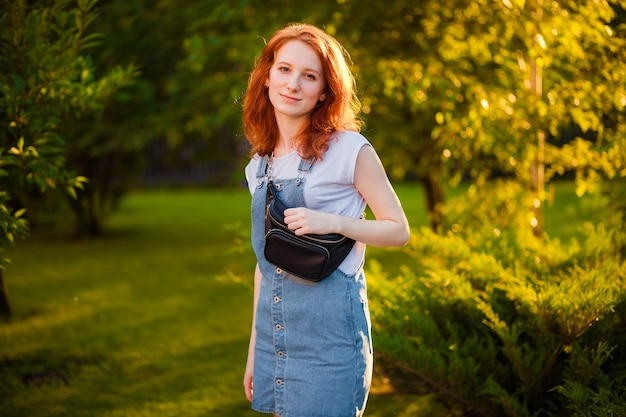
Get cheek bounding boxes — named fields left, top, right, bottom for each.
left=305, top=83, right=325, bottom=97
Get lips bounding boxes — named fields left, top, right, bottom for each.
left=280, top=94, right=301, bottom=103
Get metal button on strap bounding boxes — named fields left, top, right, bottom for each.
left=275, top=323, right=282, bottom=330
left=276, top=268, right=282, bottom=274
left=277, top=351, right=285, bottom=357
left=273, top=296, right=281, bottom=303
left=276, top=379, right=283, bottom=386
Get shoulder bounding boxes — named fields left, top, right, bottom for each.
left=245, top=153, right=262, bottom=174
left=323, top=130, right=371, bottom=160
left=244, top=154, right=263, bottom=192
left=323, top=130, right=371, bottom=162
left=328, top=130, right=370, bottom=150
left=314, top=131, right=372, bottom=183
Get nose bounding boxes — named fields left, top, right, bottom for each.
left=287, top=74, right=300, bottom=91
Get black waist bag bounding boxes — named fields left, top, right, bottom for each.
left=264, top=180, right=356, bottom=282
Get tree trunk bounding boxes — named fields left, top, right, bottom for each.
left=0, top=269, right=11, bottom=318
left=530, top=0, right=545, bottom=238
left=530, top=132, right=546, bottom=238
left=421, top=172, right=444, bottom=232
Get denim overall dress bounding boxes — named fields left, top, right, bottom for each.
left=250, top=156, right=373, bottom=417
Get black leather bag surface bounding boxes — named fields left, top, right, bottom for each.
left=264, top=180, right=355, bottom=282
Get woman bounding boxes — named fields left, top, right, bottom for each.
left=242, top=23, right=410, bottom=417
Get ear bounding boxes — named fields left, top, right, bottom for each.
left=319, top=92, right=326, bottom=102
left=264, top=77, right=269, bottom=88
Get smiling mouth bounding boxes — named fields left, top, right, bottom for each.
left=280, top=94, right=300, bottom=102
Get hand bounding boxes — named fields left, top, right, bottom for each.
left=243, top=359, right=254, bottom=402
left=283, top=207, right=336, bottom=236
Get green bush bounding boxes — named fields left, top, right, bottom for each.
left=368, top=180, right=626, bottom=417
left=0, top=0, right=137, bottom=239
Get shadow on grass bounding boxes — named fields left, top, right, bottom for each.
left=0, top=352, right=106, bottom=388
left=0, top=335, right=255, bottom=417
left=0, top=341, right=449, bottom=417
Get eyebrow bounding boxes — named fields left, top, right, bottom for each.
left=275, top=61, right=322, bottom=75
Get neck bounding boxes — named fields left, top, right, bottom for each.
left=273, top=139, right=294, bottom=157
left=274, top=121, right=303, bottom=157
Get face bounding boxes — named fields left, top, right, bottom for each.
left=265, top=40, right=327, bottom=123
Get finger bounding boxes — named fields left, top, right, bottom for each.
left=244, top=379, right=253, bottom=402
left=284, top=212, right=302, bottom=228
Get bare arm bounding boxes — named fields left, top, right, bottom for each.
left=284, top=145, right=410, bottom=247
left=243, top=263, right=262, bottom=402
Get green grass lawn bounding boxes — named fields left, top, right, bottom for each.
left=0, top=181, right=608, bottom=416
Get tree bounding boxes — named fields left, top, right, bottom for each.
left=55, top=0, right=201, bottom=235
left=328, top=0, right=626, bottom=233
left=352, top=1, right=626, bottom=415
left=0, top=0, right=135, bottom=316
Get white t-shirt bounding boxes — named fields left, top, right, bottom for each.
left=245, top=130, right=370, bottom=274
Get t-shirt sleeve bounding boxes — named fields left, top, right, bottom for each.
left=244, top=156, right=261, bottom=195
left=327, top=131, right=371, bottom=185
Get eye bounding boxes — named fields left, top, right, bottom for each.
left=304, top=73, right=317, bottom=80
left=277, top=66, right=290, bottom=73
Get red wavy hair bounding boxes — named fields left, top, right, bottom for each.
left=243, top=23, right=362, bottom=160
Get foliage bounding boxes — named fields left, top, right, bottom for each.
left=0, top=193, right=27, bottom=271
left=368, top=181, right=626, bottom=417
left=57, top=0, right=204, bottom=235
left=416, top=0, right=626, bottom=185
left=0, top=0, right=135, bottom=312
left=11, top=0, right=623, bottom=236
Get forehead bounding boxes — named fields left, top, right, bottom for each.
left=274, top=40, right=323, bottom=72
